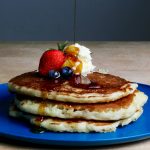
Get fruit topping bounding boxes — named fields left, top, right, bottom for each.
left=48, top=70, right=60, bottom=79
left=64, top=45, right=79, bottom=56
left=39, top=50, right=65, bottom=76
left=38, top=42, right=95, bottom=78
left=61, top=67, right=73, bottom=78
left=62, top=54, right=82, bottom=75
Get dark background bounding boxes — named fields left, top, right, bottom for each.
left=0, top=0, right=150, bottom=41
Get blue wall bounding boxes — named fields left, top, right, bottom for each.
left=0, top=0, right=150, bottom=41
left=0, top=0, right=74, bottom=41
left=76, top=0, right=150, bottom=41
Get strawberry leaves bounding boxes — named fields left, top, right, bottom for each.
left=46, top=41, right=68, bottom=52
left=57, top=41, right=68, bottom=51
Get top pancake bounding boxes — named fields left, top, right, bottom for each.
left=8, top=71, right=138, bottom=103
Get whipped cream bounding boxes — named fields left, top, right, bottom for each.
left=74, top=43, right=95, bottom=76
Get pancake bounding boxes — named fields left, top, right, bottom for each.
left=8, top=71, right=138, bottom=103
left=9, top=103, right=143, bottom=133
left=15, top=91, right=148, bottom=121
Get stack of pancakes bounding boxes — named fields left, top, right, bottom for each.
left=8, top=71, right=148, bottom=133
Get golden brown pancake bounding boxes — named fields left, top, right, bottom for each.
left=16, top=92, right=135, bottom=112
left=9, top=103, right=143, bottom=133
left=9, top=71, right=128, bottom=94
left=14, top=90, right=148, bottom=120
left=8, top=71, right=138, bottom=103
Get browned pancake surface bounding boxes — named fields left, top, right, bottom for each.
left=11, top=104, right=116, bottom=126
left=9, top=71, right=129, bottom=94
left=16, top=91, right=136, bottom=112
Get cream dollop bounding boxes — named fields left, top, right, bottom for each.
left=74, top=43, right=95, bottom=76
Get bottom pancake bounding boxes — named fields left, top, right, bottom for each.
left=9, top=103, right=143, bottom=133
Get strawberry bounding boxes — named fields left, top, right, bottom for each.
left=39, top=50, right=66, bottom=76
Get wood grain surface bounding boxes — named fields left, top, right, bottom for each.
left=0, top=41, right=150, bottom=149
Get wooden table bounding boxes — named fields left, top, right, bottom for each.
left=0, top=42, right=150, bottom=149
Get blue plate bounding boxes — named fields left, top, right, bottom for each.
left=0, top=83, right=150, bottom=146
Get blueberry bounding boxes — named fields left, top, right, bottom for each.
left=48, top=70, right=60, bottom=79
left=61, top=67, right=73, bottom=78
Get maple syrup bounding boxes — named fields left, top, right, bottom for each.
left=38, top=102, right=47, bottom=115
left=64, top=45, right=79, bottom=56
left=62, top=54, right=83, bottom=75
left=69, top=75, right=101, bottom=89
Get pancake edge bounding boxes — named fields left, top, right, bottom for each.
left=8, top=82, right=138, bottom=103
left=15, top=91, right=148, bottom=121
left=9, top=103, right=143, bottom=133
